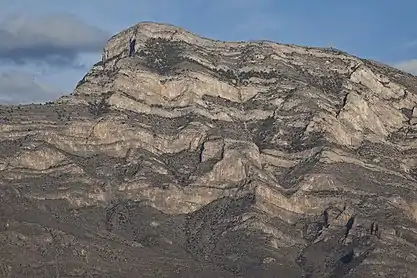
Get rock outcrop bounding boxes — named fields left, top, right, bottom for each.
left=2, top=21, right=417, bottom=277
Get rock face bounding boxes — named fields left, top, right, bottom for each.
left=2, top=22, right=417, bottom=277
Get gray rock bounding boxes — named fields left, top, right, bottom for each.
left=1, top=21, right=417, bottom=277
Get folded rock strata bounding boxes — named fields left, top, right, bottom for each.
left=1, top=21, right=417, bottom=277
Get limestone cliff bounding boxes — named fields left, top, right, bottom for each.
left=2, top=22, right=417, bottom=277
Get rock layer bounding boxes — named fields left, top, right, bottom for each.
left=2, top=22, right=417, bottom=277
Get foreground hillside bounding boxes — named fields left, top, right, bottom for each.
left=1, top=22, right=417, bottom=277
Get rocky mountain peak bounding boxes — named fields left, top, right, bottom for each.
left=2, top=21, right=417, bottom=277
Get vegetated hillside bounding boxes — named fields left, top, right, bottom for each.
left=1, top=22, right=417, bottom=277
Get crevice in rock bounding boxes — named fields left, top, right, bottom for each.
left=336, top=93, right=349, bottom=118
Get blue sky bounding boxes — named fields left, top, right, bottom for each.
left=0, top=0, right=416, bottom=104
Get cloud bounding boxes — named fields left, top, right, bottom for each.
left=394, top=59, right=417, bottom=75
left=0, top=70, right=64, bottom=105
left=403, top=40, right=417, bottom=49
left=0, top=13, right=110, bottom=67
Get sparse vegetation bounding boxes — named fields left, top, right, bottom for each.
left=139, top=37, right=184, bottom=75
left=87, top=98, right=110, bottom=117
left=214, top=67, right=278, bottom=86
left=306, top=71, right=344, bottom=95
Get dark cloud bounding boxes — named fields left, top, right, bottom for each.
left=0, top=13, right=110, bottom=67
left=0, top=70, right=64, bottom=105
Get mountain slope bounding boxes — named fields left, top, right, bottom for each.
left=1, top=22, right=417, bottom=277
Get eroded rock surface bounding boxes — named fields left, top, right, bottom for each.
left=2, top=22, right=417, bottom=277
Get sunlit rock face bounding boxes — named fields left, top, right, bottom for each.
left=2, top=21, right=417, bottom=277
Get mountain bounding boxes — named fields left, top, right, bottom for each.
left=1, top=21, right=417, bottom=278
